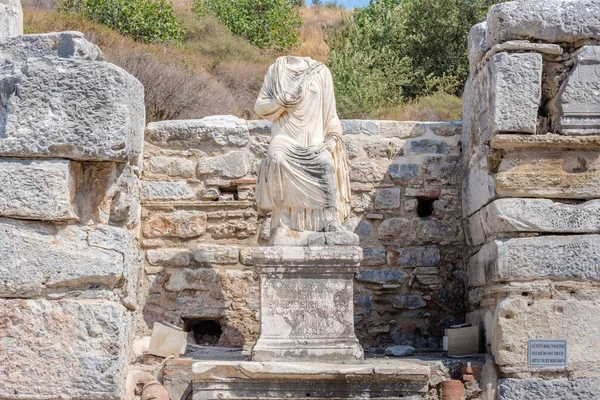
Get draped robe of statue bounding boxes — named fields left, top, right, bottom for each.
left=254, top=56, right=351, bottom=234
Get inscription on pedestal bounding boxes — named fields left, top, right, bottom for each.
left=252, top=246, right=364, bottom=362
left=262, top=278, right=353, bottom=338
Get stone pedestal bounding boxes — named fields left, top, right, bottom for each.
left=192, top=360, right=430, bottom=399
left=251, top=246, right=364, bottom=362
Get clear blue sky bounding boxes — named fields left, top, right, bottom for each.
left=335, top=0, right=370, bottom=8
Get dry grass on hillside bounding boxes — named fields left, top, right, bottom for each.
left=291, top=5, right=348, bottom=62
left=379, top=93, right=463, bottom=122
left=24, top=8, right=273, bottom=121
left=23, top=5, right=462, bottom=122
left=22, top=5, right=348, bottom=122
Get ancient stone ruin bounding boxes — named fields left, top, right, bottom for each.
left=1, top=0, right=600, bottom=399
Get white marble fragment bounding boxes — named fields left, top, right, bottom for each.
left=0, top=0, right=22, bottom=37
left=552, top=45, right=600, bottom=135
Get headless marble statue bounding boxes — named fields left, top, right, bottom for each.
left=255, top=56, right=356, bottom=246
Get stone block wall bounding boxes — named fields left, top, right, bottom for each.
left=463, top=0, right=600, bottom=398
left=0, top=32, right=145, bottom=399
left=140, top=116, right=465, bottom=350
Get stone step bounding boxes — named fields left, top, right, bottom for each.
left=191, top=360, right=430, bottom=400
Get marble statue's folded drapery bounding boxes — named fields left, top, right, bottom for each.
left=255, top=56, right=350, bottom=232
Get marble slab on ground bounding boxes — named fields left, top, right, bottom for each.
left=192, top=360, right=429, bottom=399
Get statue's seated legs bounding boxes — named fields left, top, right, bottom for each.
left=258, top=135, right=341, bottom=234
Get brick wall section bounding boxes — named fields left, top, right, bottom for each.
left=141, top=116, right=465, bottom=350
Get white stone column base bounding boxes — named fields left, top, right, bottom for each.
left=252, top=246, right=364, bottom=363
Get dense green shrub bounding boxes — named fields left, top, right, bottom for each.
left=59, top=0, right=185, bottom=43
left=327, top=0, right=501, bottom=118
left=192, top=0, right=302, bottom=50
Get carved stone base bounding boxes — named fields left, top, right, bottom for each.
left=251, top=246, right=363, bottom=362
left=269, top=226, right=360, bottom=247
left=192, top=360, right=430, bottom=399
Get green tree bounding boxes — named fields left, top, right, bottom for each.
left=59, top=0, right=185, bottom=43
left=193, top=0, right=302, bottom=51
left=327, top=0, right=500, bottom=118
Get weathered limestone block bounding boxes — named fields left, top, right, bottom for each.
left=194, top=245, right=239, bottom=265
left=0, top=299, right=133, bottom=400
left=361, top=247, right=386, bottom=267
left=379, top=121, right=426, bottom=138
left=495, top=151, right=600, bottom=199
left=147, top=156, right=195, bottom=178
left=95, top=163, right=140, bottom=229
left=0, top=31, right=104, bottom=62
left=468, top=22, right=487, bottom=74
left=492, top=296, right=600, bottom=373
left=164, top=268, right=217, bottom=292
left=146, top=116, right=249, bottom=150
left=341, top=119, right=380, bottom=135
left=393, top=295, right=426, bottom=310
left=192, top=360, right=430, bottom=399
left=461, top=76, right=476, bottom=159
left=141, top=181, right=195, bottom=201
left=469, top=198, right=600, bottom=246
left=147, top=248, right=192, bottom=267
left=484, top=41, right=563, bottom=62
left=552, top=46, right=600, bottom=135
left=463, top=53, right=541, bottom=164
left=497, top=378, right=600, bottom=400
left=462, top=150, right=496, bottom=217
left=0, top=159, right=77, bottom=220
left=197, top=151, right=248, bottom=179
left=423, top=155, right=461, bottom=186
left=486, top=0, right=600, bottom=48
left=356, top=270, right=407, bottom=285
left=468, top=235, right=600, bottom=287
left=428, top=121, right=462, bottom=137
left=0, top=58, right=144, bottom=161
left=491, top=133, right=600, bottom=151
left=386, top=246, right=440, bottom=268
left=487, top=52, right=542, bottom=135
left=378, top=217, right=458, bottom=246
left=0, top=0, right=22, bottom=37
left=0, top=218, right=137, bottom=297
left=388, top=161, right=421, bottom=184
left=199, top=187, right=221, bottom=200
left=143, top=210, right=207, bottom=238
left=363, top=137, right=406, bottom=159
left=350, top=161, right=386, bottom=183
left=374, top=188, right=401, bottom=209
left=252, top=246, right=363, bottom=362
left=405, top=138, right=456, bottom=155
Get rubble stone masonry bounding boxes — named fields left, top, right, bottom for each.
left=140, top=117, right=466, bottom=351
